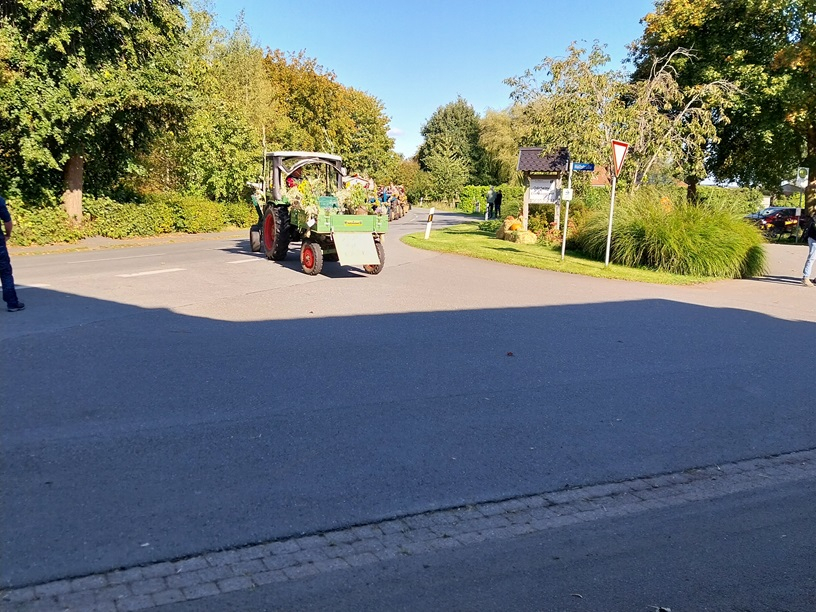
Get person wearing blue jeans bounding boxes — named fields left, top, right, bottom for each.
left=0, top=195, right=24, bottom=312
left=803, top=212, right=816, bottom=287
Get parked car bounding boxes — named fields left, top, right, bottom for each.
left=746, top=207, right=805, bottom=236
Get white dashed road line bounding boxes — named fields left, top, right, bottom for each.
left=69, top=253, right=168, bottom=264
left=117, top=268, right=186, bottom=278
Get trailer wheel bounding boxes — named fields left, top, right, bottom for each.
left=249, top=224, right=261, bottom=252
left=301, top=240, right=324, bottom=275
left=263, top=206, right=290, bottom=260
left=363, top=241, right=385, bottom=275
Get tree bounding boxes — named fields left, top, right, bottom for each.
left=505, top=42, right=629, bottom=169
left=418, top=97, right=486, bottom=184
left=506, top=41, right=733, bottom=199
left=630, top=0, right=816, bottom=207
left=262, top=50, right=395, bottom=178
left=626, top=48, right=736, bottom=200
left=425, top=135, right=469, bottom=203
left=0, top=0, right=192, bottom=217
left=479, top=108, right=524, bottom=185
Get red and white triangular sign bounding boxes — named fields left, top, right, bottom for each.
left=611, top=140, right=629, bottom=177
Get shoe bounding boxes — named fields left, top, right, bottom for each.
left=803, top=278, right=814, bottom=287
left=7, top=302, right=25, bottom=312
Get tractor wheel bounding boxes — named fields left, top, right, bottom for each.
left=249, top=224, right=261, bottom=252
left=263, top=206, right=291, bottom=260
left=363, top=240, right=385, bottom=275
left=301, top=240, right=324, bottom=275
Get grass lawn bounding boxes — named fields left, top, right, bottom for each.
left=401, top=223, right=710, bottom=285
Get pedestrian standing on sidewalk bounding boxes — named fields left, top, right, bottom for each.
left=0, top=195, right=25, bottom=312
left=802, top=210, right=816, bottom=287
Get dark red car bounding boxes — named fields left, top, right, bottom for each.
left=746, top=207, right=805, bottom=235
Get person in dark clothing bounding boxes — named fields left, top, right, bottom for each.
left=802, top=211, right=816, bottom=287
left=494, top=189, right=503, bottom=219
left=486, top=187, right=496, bottom=219
left=0, top=196, right=24, bottom=312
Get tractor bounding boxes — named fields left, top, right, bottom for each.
left=248, top=151, right=387, bottom=275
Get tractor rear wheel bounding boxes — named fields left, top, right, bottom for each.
left=301, top=240, right=324, bottom=275
left=363, top=240, right=385, bottom=275
left=249, top=224, right=261, bottom=252
left=263, top=206, right=290, bottom=260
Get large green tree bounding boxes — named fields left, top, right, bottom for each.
left=505, top=42, right=629, bottom=168
left=0, top=0, right=192, bottom=217
left=630, top=0, right=816, bottom=206
left=506, top=41, right=732, bottom=198
left=417, top=97, right=487, bottom=184
left=262, top=50, right=395, bottom=179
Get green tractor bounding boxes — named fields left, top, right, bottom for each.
left=248, top=151, right=387, bottom=275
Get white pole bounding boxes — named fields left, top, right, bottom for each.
left=605, top=174, right=617, bottom=267
left=424, top=207, right=435, bottom=239
left=561, top=162, right=573, bottom=261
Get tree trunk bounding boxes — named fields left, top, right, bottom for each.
left=62, top=153, right=84, bottom=221
left=685, top=176, right=699, bottom=204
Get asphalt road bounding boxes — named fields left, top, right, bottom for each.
left=1, top=210, right=815, bottom=609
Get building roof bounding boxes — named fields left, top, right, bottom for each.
left=516, top=147, right=570, bottom=173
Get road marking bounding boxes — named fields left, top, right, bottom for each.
left=5, top=448, right=814, bottom=609
left=16, top=284, right=51, bottom=290
left=226, top=258, right=264, bottom=264
left=69, top=253, right=167, bottom=264
left=117, top=268, right=186, bottom=278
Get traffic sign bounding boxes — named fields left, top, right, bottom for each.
left=612, top=140, right=629, bottom=177
left=572, top=162, right=594, bottom=172
left=795, top=167, right=809, bottom=189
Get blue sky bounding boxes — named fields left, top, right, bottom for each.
left=206, top=0, right=657, bottom=158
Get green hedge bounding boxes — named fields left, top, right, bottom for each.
left=8, top=194, right=257, bottom=246
left=458, top=185, right=524, bottom=216
left=8, top=201, right=88, bottom=246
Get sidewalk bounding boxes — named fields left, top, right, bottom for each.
left=8, top=229, right=245, bottom=256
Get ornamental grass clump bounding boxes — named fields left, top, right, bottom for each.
left=576, top=192, right=767, bottom=278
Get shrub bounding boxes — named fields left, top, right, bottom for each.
left=7, top=201, right=88, bottom=245
left=576, top=192, right=767, bottom=278
left=84, top=196, right=175, bottom=238
left=459, top=184, right=524, bottom=217
left=698, top=186, right=763, bottom=215
left=144, top=193, right=224, bottom=234
left=222, top=201, right=257, bottom=228
left=459, top=185, right=486, bottom=214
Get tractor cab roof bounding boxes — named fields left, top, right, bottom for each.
left=266, top=151, right=343, bottom=163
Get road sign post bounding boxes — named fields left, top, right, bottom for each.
left=605, top=141, right=629, bottom=267
left=561, top=163, right=574, bottom=261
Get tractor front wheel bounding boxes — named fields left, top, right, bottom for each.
left=363, top=240, right=385, bottom=275
left=249, top=224, right=261, bottom=252
left=301, top=240, right=324, bottom=275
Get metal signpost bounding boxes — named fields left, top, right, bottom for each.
left=605, top=140, right=629, bottom=267
left=559, top=161, right=594, bottom=260
left=796, top=167, right=809, bottom=211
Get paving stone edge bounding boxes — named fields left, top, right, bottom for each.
left=2, top=448, right=814, bottom=612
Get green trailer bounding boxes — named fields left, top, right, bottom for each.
left=248, top=151, right=387, bottom=275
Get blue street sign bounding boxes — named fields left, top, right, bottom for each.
left=572, top=162, right=595, bottom=172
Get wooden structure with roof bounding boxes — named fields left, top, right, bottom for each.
left=516, top=147, right=570, bottom=230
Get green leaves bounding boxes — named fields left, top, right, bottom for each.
left=631, top=0, right=816, bottom=205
